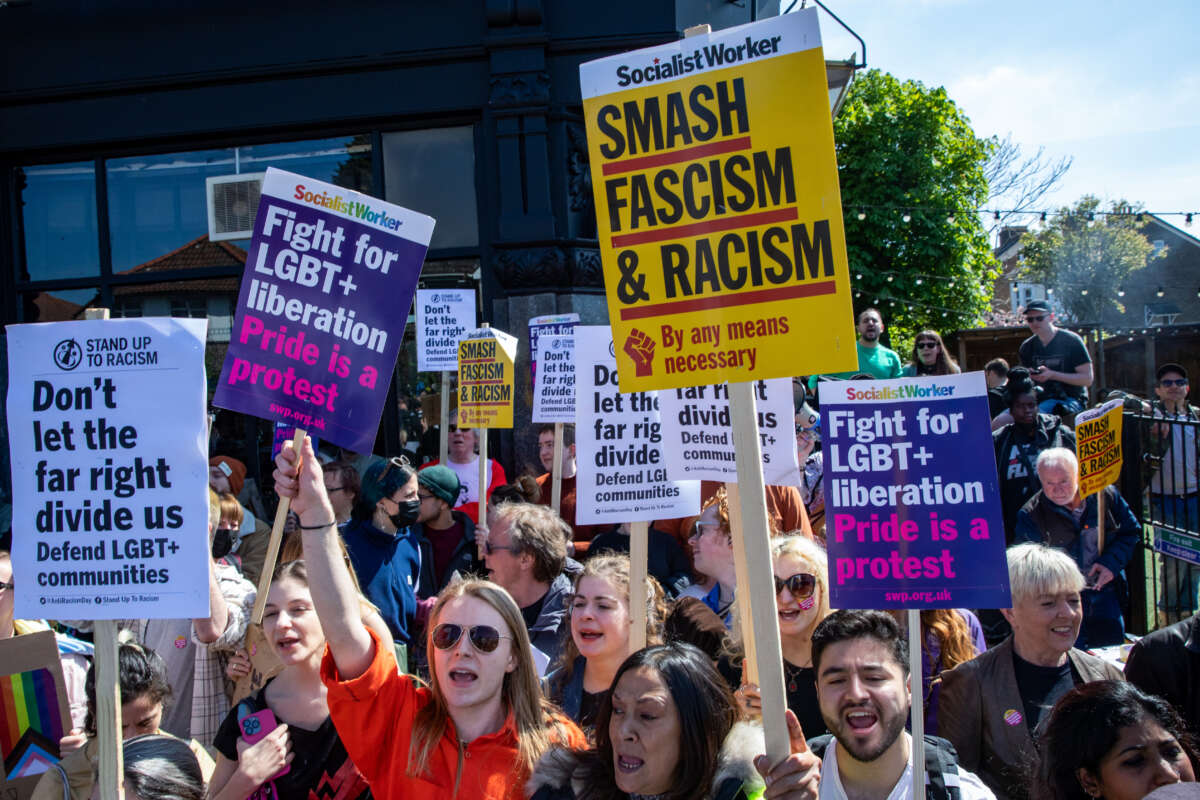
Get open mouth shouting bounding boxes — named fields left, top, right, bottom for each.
left=616, top=752, right=645, bottom=775
left=275, top=635, right=301, bottom=655
left=447, top=667, right=479, bottom=687
left=843, top=705, right=879, bottom=734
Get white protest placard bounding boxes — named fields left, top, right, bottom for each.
left=574, top=326, right=700, bottom=524
left=416, top=288, right=476, bottom=372
left=532, top=335, right=576, bottom=424
left=6, top=318, right=211, bottom=620
left=658, top=378, right=801, bottom=486
left=528, top=313, right=579, bottom=386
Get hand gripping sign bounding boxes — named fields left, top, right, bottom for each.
left=214, top=167, right=434, bottom=454
left=579, top=10, right=857, bottom=394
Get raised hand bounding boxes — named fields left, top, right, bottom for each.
left=755, top=709, right=821, bottom=800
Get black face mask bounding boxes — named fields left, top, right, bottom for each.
left=389, top=499, right=421, bottom=529
left=211, top=528, right=234, bottom=560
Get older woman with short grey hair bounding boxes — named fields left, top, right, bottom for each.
left=937, top=544, right=1124, bottom=800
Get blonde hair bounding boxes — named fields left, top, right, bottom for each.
left=1007, top=542, right=1085, bottom=605
left=771, top=535, right=833, bottom=637
left=279, top=531, right=380, bottom=616
left=550, top=553, right=667, bottom=690
left=407, top=579, right=572, bottom=783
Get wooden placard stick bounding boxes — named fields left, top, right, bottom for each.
left=252, top=427, right=307, bottom=623
left=908, top=609, right=927, bottom=800
left=727, top=380, right=789, bottom=766
left=84, top=308, right=123, bottom=800
left=439, top=370, right=451, bottom=465
left=551, top=422, right=564, bottom=513
left=726, top=481, right=759, bottom=682
left=1096, top=490, right=1107, bottom=555
left=629, top=520, right=649, bottom=652
left=476, top=322, right=492, bottom=559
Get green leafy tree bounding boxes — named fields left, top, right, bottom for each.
left=835, top=69, right=998, bottom=346
left=1018, top=196, right=1162, bottom=324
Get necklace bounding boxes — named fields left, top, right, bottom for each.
left=783, top=659, right=811, bottom=693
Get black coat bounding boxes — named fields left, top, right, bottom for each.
left=1125, top=615, right=1200, bottom=734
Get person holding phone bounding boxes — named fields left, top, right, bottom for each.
left=208, top=560, right=371, bottom=800
left=273, top=436, right=586, bottom=800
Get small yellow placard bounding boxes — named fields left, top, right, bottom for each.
left=1075, top=398, right=1124, bottom=498
left=457, top=327, right=517, bottom=429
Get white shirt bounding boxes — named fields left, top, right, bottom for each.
left=1151, top=406, right=1198, bottom=496
left=819, top=734, right=996, bottom=800
left=447, top=455, right=491, bottom=507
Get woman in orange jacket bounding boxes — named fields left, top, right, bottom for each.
left=274, top=436, right=584, bottom=800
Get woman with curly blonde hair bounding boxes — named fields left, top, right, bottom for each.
left=733, top=534, right=833, bottom=738
left=544, top=553, right=668, bottom=729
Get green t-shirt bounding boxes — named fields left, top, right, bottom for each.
left=808, top=342, right=903, bottom=389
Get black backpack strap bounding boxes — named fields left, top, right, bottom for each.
left=921, top=735, right=962, bottom=800
left=807, top=734, right=833, bottom=760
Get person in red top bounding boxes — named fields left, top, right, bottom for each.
left=422, top=422, right=507, bottom=524
left=274, top=437, right=584, bottom=800
left=533, top=424, right=598, bottom=550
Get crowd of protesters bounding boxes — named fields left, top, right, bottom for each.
left=3, top=300, right=1198, bottom=800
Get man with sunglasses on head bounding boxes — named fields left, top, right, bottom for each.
left=1017, top=300, right=1093, bottom=418
left=420, top=418, right=507, bottom=525
left=482, top=502, right=572, bottom=670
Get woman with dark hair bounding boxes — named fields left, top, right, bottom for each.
left=1034, top=680, right=1198, bottom=800
left=903, top=330, right=961, bottom=377
left=96, top=734, right=206, bottom=800
left=340, top=456, right=424, bottom=651
left=528, top=642, right=820, bottom=800
left=210, top=560, right=371, bottom=800
left=34, top=638, right=214, bottom=800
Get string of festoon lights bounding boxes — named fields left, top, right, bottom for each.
left=845, top=204, right=1196, bottom=226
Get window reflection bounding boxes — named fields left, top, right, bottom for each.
left=383, top=126, right=478, bottom=249
left=106, top=137, right=371, bottom=274
left=18, top=162, right=100, bottom=281
left=19, top=288, right=99, bottom=322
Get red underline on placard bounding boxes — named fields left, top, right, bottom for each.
left=462, top=380, right=505, bottom=385
left=600, top=136, right=753, bottom=177
left=459, top=358, right=495, bottom=364
left=464, top=402, right=510, bottom=407
left=1081, top=442, right=1119, bottom=461
left=610, top=206, right=799, bottom=248
left=618, top=280, right=838, bottom=321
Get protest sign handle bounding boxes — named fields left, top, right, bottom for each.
left=253, top=427, right=307, bottom=624
left=629, top=521, right=649, bottom=651
left=440, top=371, right=451, bottom=465
left=909, top=609, right=927, bottom=800
left=727, top=381, right=788, bottom=767
left=478, top=422, right=489, bottom=561
left=726, top=482, right=759, bottom=683
left=1097, top=491, right=1106, bottom=555
left=95, top=620, right=125, bottom=799
left=551, top=422, right=564, bottom=513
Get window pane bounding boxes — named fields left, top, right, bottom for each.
left=107, top=136, right=372, bottom=274
left=18, top=162, right=100, bottom=281
left=18, top=288, right=100, bottom=322
left=383, top=126, right=478, bottom=249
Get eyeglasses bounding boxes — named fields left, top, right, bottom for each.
left=326, top=485, right=346, bottom=494
left=484, top=541, right=518, bottom=556
left=1025, top=315, right=1047, bottom=323
left=915, top=342, right=938, bottom=350
left=773, top=572, right=817, bottom=600
left=418, top=492, right=436, bottom=501
left=432, top=623, right=511, bottom=653
left=689, top=521, right=722, bottom=540
left=1160, top=378, right=1189, bottom=387
left=377, top=455, right=411, bottom=485
left=0, top=581, right=12, bottom=592
left=448, top=425, right=472, bottom=433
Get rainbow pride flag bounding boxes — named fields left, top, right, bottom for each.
left=0, top=668, right=64, bottom=762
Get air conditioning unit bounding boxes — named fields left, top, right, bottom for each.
left=206, top=172, right=266, bottom=242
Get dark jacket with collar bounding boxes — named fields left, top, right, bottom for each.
left=413, top=510, right=482, bottom=597
left=993, top=414, right=1076, bottom=541
left=1014, top=485, right=1140, bottom=577
left=1125, top=614, right=1200, bottom=734
left=938, top=637, right=1124, bottom=800
left=529, top=572, right=573, bottom=666
left=341, top=518, right=421, bottom=646
left=526, top=721, right=766, bottom=800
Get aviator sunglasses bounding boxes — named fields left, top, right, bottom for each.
left=773, top=572, right=817, bottom=600
left=431, top=623, right=512, bottom=653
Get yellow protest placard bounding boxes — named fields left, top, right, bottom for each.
left=1074, top=398, right=1124, bottom=498
left=579, top=10, right=857, bottom=393
left=457, top=327, right=517, bottom=428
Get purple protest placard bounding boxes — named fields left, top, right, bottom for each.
left=214, top=168, right=434, bottom=453
left=821, top=373, right=1010, bottom=609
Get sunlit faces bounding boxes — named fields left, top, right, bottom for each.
left=857, top=311, right=883, bottom=343
left=483, top=517, right=525, bottom=594
left=376, top=473, right=420, bottom=527
left=774, top=553, right=820, bottom=638
left=262, top=577, right=326, bottom=667
left=1038, top=463, right=1080, bottom=508
left=1081, top=720, right=1196, bottom=800
left=323, top=470, right=354, bottom=522
left=816, top=636, right=910, bottom=764
left=688, top=505, right=733, bottom=580
left=609, top=666, right=682, bottom=796
left=571, top=576, right=632, bottom=662
left=916, top=339, right=939, bottom=365
left=1011, top=392, right=1039, bottom=428
left=538, top=431, right=556, bottom=473
left=208, top=465, right=232, bottom=494
left=1005, top=589, right=1082, bottom=665
left=448, top=426, right=476, bottom=463
left=431, top=594, right=516, bottom=712
left=1155, top=371, right=1189, bottom=407
left=120, top=693, right=163, bottom=740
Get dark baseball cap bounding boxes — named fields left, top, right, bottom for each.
left=1156, top=363, right=1188, bottom=382
left=1024, top=300, right=1052, bottom=313
left=418, top=465, right=462, bottom=505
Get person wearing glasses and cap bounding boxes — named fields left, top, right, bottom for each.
left=1017, top=300, right=1093, bottom=418
left=420, top=418, right=507, bottom=525
left=414, top=465, right=484, bottom=597
left=271, top=437, right=585, bottom=800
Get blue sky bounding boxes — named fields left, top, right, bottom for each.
left=812, top=0, right=1199, bottom=231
